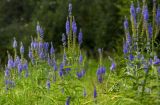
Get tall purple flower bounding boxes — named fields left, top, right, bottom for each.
left=36, top=22, right=44, bottom=39
left=18, top=62, right=23, bottom=75
left=59, top=63, right=64, bottom=77
left=50, top=42, right=55, bottom=55
left=123, top=41, right=128, bottom=54
left=66, top=19, right=70, bottom=35
left=7, top=56, right=14, bottom=69
left=129, top=54, right=134, bottom=61
left=20, top=42, right=24, bottom=54
left=72, top=19, right=77, bottom=33
left=124, top=18, right=129, bottom=30
left=65, top=96, right=71, bottom=105
left=127, top=33, right=131, bottom=45
left=110, top=62, right=116, bottom=71
left=46, top=80, right=50, bottom=89
left=94, top=86, right=97, bottom=98
left=68, top=3, right=72, bottom=15
left=79, top=55, right=83, bottom=63
left=5, top=67, right=9, bottom=77
left=28, top=49, right=33, bottom=59
left=14, top=56, right=20, bottom=67
left=156, top=7, right=160, bottom=25
left=148, top=24, right=152, bottom=39
left=130, top=3, right=136, bottom=24
left=143, top=6, right=149, bottom=22
left=62, top=33, right=66, bottom=46
left=44, top=42, right=49, bottom=52
left=13, top=37, right=17, bottom=48
left=78, top=30, right=83, bottom=45
left=136, top=2, right=141, bottom=14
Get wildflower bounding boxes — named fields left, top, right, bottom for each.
left=5, top=67, right=9, bottom=77
left=53, top=62, right=57, bottom=71
left=33, top=39, right=38, bottom=49
left=28, top=48, right=33, bottom=59
left=7, top=57, right=14, bottom=69
left=39, top=51, right=45, bottom=59
left=59, top=63, right=64, bottom=77
left=44, top=42, right=49, bottom=52
left=63, top=53, right=67, bottom=64
left=77, top=72, right=82, bottom=79
left=23, top=60, right=28, bottom=71
left=129, top=54, right=134, bottom=61
left=62, top=33, right=66, bottom=46
left=94, top=86, right=97, bottom=98
left=156, top=7, right=160, bottom=25
left=18, top=62, right=23, bottom=75
left=110, top=62, right=116, bottom=71
left=130, top=3, right=136, bottom=24
left=153, top=58, right=160, bottom=65
left=79, top=55, right=83, bottom=63
left=72, top=18, right=77, bottom=33
left=143, top=6, right=149, bottom=22
left=136, top=2, right=141, bottom=14
left=65, top=96, right=71, bottom=105
left=98, top=75, right=103, bottom=83
left=50, top=42, right=55, bottom=55
left=123, top=41, right=128, bottom=54
left=20, top=42, right=24, bottom=54
left=14, top=56, right=20, bottom=67
left=13, top=37, right=17, bottom=48
left=46, top=80, right=50, bottom=89
left=124, top=18, right=129, bottom=30
left=68, top=3, right=72, bottom=15
left=148, top=24, right=152, bottom=39
left=39, top=42, right=43, bottom=49
left=66, top=18, right=70, bottom=35
left=127, top=33, right=131, bottom=45
left=144, top=63, right=149, bottom=73
left=78, top=30, right=83, bottom=45
left=36, top=22, right=44, bottom=39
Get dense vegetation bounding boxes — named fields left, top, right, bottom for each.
left=0, top=0, right=160, bottom=105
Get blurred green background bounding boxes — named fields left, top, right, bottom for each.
left=0, top=0, right=158, bottom=64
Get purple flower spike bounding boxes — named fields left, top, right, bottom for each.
left=36, top=22, right=44, bottom=39
left=62, top=33, right=66, bottom=46
left=94, top=86, right=97, bottom=98
left=50, top=42, right=55, bottom=55
left=46, top=80, right=50, bottom=89
left=65, top=96, right=71, bottom=105
left=68, top=3, right=72, bottom=15
left=18, top=62, right=23, bottom=74
left=156, top=7, right=160, bottom=25
left=136, top=1, right=141, bottom=14
left=20, top=42, right=24, bottom=54
left=66, top=19, right=70, bottom=35
left=110, top=62, right=116, bottom=71
left=143, top=6, right=149, bottom=22
left=130, top=3, right=136, bottom=22
left=5, top=67, right=9, bottom=77
left=124, top=18, right=129, bottom=30
left=79, top=55, right=83, bottom=63
left=78, top=30, right=83, bottom=45
left=72, top=19, right=77, bottom=33
left=129, top=54, right=134, bottom=61
left=148, top=24, right=152, bottom=39
left=13, top=37, right=17, bottom=48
